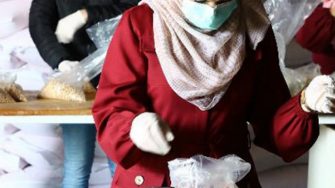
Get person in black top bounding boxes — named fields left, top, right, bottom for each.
left=29, top=0, right=138, bottom=187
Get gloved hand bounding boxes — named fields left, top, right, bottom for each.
left=301, top=75, right=335, bottom=113
left=58, top=60, right=79, bottom=72
left=55, top=9, right=88, bottom=44
left=130, top=112, right=174, bottom=155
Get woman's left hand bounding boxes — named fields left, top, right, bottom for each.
left=301, top=75, right=335, bottom=113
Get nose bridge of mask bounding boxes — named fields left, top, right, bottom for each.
left=213, top=0, right=236, bottom=13
left=186, top=0, right=237, bottom=17
left=189, top=0, right=215, bottom=17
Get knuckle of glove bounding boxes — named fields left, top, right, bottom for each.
left=305, top=75, right=335, bottom=112
left=130, top=113, right=158, bottom=139
left=318, top=101, right=332, bottom=113
left=58, top=61, right=78, bottom=72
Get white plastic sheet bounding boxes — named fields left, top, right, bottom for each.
left=264, top=0, right=319, bottom=45
left=86, top=15, right=122, bottom=49
left=264, top=0, right=320, bottom=96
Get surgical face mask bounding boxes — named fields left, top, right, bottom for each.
left=181, top=0, right=238, bottom=31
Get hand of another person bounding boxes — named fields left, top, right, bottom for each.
left=58, top=60, right=79, bottom=72
left=55, top=10, right=88, bottom=44
left=130, top=112, right=174, bottom=155
left=301, top=75, right=335, bottom=113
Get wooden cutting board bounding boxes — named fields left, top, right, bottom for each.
left=0, top=91, right=96, bottom=115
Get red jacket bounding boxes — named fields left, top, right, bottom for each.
left=93, top=4, right=319, bottom=188
left=296, top=5, right=335, bottom=74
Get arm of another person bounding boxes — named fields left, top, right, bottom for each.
left=85, top=0, right=139, bottom=26
left=296, top=5, right=335, bottom=53
left=92, top=10, right=149, bottom=169
left=248, top=28, right=319, bottom=162
left=29, top=0, right=72, bottom=69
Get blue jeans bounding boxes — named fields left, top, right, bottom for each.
left=61, top=124, right=116, bottom=188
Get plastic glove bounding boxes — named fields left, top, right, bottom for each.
left=301, top=75, right=335, bottom=113
left=130, top=112, right=174, bottom=155
left=58, top=60, right=79, bottom=72
left=55, top=10, right=88, bottom=44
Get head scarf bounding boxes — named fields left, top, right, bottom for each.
left=141, top=0, right=270, bottom=110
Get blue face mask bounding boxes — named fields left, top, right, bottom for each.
left=181, top=0, right=238, bottom=31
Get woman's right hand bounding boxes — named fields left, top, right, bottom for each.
left=130, top=112, right=174, bottom=155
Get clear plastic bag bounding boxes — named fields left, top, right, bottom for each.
left=39, top=15, right=121, bottom=102
left=39, top=70, right=87, bottom=102
left=0, top=71, right=27, bottom=103
left=0, top=72, right=17, bottom=103
left=281, top=63, right=321, bottom=96
left=264, top=0, right=319, bottom=45
left=263, top=0, right=320, bottom=96
left=40, top=55, right=102, bottom=102
left=79, top=15, right=122, bottom=84
left=86, top=15, right=122, bottom=49
left=168, top=154, right=251, bottom=188
left=39, top=47, right=107, bottom=102
left=264, top=0, right=319, bottom=66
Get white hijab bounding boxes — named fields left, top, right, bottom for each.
left=141, top=0, right=270, bottom=110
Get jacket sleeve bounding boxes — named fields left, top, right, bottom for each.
left=92, top=10, right=148, bottom=169
left=86, top=0, right=139, bottom=26
left=29, top=0, right=72, bottom=68
left=296, top=5, right=335, bottom=53
left=249, top=28, right=319, bottom=162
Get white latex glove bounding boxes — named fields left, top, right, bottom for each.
left=130, top=112, right=174, bottom=155
left=301, top=75, right=335, bottom=113
left=58, top=60, right=79, bottom=72
left=55, top=10, right=88, bottom=44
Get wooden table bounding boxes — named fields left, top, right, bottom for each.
left=0, top=90, right=333, bottom=125
left=0, top=91, right=95, bottom=124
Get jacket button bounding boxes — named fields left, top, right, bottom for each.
left=134, top=175, right=144, bottom=185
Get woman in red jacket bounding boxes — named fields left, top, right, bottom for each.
left=93, top=0, right=334, bottom=187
